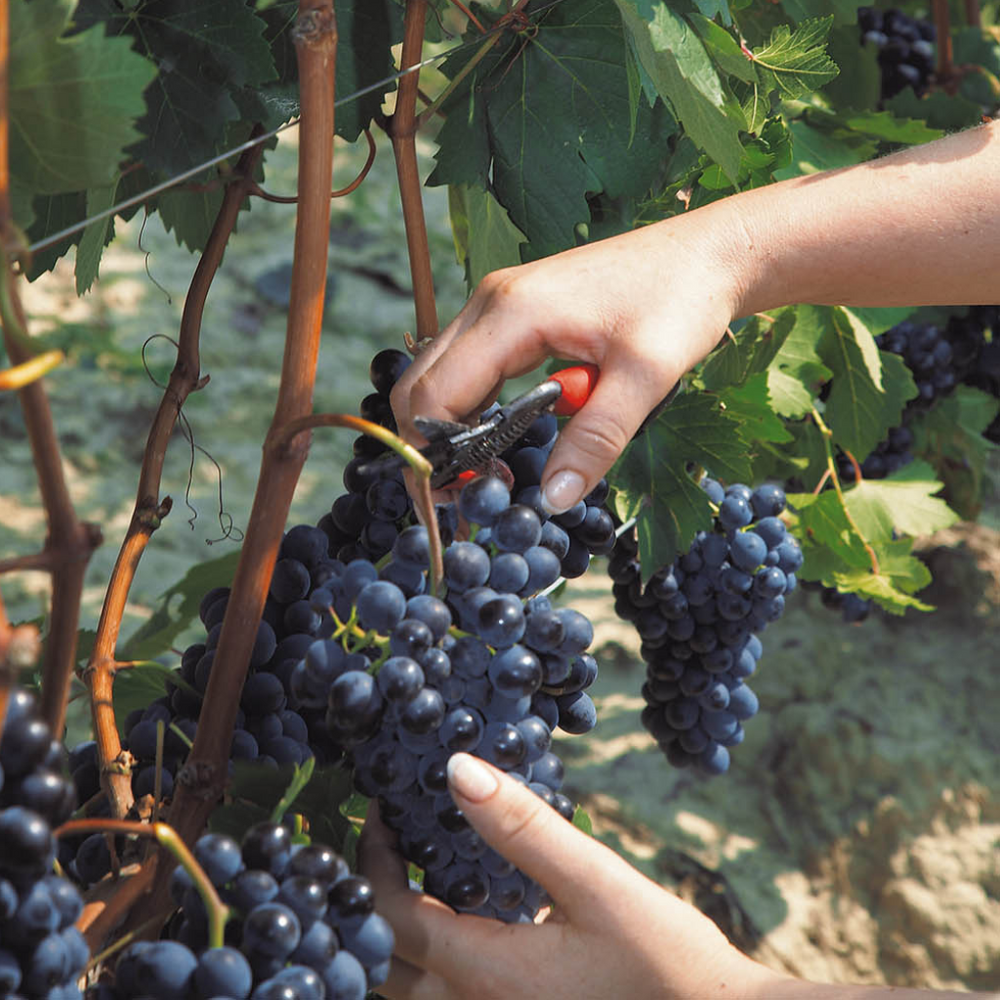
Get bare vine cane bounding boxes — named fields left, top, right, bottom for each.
left=84, top=135, right=266, bottom=823
left=389, top=0, right=439, bottom=343
left=127, top=0, right=340, bottom=935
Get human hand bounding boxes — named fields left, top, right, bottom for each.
left=390, top=216, right=745, bottom=513
left=357, top=751, right=780, bottom=1000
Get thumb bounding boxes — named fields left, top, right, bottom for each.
left=446, top=752, right=634, bottom=918
left=539, top=362, right=675, bottom=515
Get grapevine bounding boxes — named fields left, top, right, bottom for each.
left=2, top=0, right=1000, bottom=995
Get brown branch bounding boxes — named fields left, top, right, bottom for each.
left=932, top=0, right=954, bottom=83
left=78, top=859, right=159, bottom=954
left=84, top=136, right=264, bottom=822
left=145, top=0, right=338, bottom=893
left=246, top=127, right=377, bottom=203
left=390, top=0, right=438, bottom=342
left=964, top=0, right=981, bottom=28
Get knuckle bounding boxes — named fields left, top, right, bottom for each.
left=494, top=787, right=557, bottom=851
left=567, top=415, right=631, bottom=465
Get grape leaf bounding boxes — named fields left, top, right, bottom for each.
left=9, top=0, right=157, bottom=199
left=772, top=119, right=871, bottom=178
left=819, top=308, right=916, bottom=460
left=832, top=540, right=933, bottom=614
left=432, top=0, right=678, bottom=255
left=738, top=16, right=838, bottom=131
left=765, top=304, right=831, bottom=418
left=842, top=460, right=959, bottom=543
left=75, top=180, right=119, bottom=294
left=701, top=308, right=796, bottom=390
left=884, top=88, right=984, bottom=133
left=716, top=372, right=793, bottom=444
left=749, top=16, right=839, bottom=99
left=821, top=23, right=880, bottom=110
left=841, top=110, right=943, bottom=145
left=688, top=14, right=755, bottom=83
left=615, top=0, right=743, bottom=180
left=612, top=391, right=752, bottom=576
left=121, top=550, right=241, bottom=660
left=73, top=0, right=276, bottom=177
left=158, top=185, right=228, bottom=255
left=910, top=386, right=1000, bottom=520
left=448, top=184, right=525, bottom=290
left=780, top=0, right=857, bottom=25
left=786, top=493, right=932, bottom=613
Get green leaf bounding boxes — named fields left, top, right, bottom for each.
left=842, top=460, right=959, bottom=543
left=740, top=16, right=838, bottom=130
left=615, top=0, right=743, bottom=180
left=848, top=306, right=917, bottom=338
left=841, top=109, right=943, bottom=145
left=717, top=373, right=793, bottom=444
left=751, top=15, right=839, bottom=97
left=158, top=185, right=228, bottom=255
left=787, top=495, right=933, bottom=613
left=773, top=119, right=869, bottom=179
left=688, top=14, right=755, bottom=83
left=818, top=308, right=916, bottom=460
left=447, top=184, right=525, bottom=290
left=820, top=23, right=880, bottom=110
left=74, top=0, right=275, bottom=177
left=433, top=0, right=678, bottom=254
left=910, top=386, right=1000, bottom=520
left=75, top=179, right=119, bottom=295
left=780, top=0, right=857, bottom=25
left=572, top=805, right=594, bottom=835
left=121, top=550, right=241, bottom=661
left=701, top=308, right=796, bottom=390
left=612, top=392, right=752, bottom=575
left=765, top=304, right=831, bottom=418
left=10, top=0, right=157, bottom=197
left=884, top=88, right=984, bottom=133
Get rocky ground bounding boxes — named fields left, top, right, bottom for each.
left=5, top=131, right=1000, bottom=992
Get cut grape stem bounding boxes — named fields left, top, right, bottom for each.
left=55, top=818, right=231, bottom=949
left=272, top=411, right=445, bottom=595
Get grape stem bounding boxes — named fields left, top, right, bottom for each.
left=55, top=819, right=231, bottom=949
left=0, top=349, right=64, bottom=390
left=809, top=406, right=881, bottom=576
left=271, top=412, right=444, bottom=594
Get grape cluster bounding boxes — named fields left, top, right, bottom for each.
left=498, top=409, right=617, bottom=578
left=0, top=688, right=89, bottom=1000
left=608, top=480, right=801, bottom=776
left=318, top=348, right=420, bottom=564
left=314, top=473, right=597, bottom=921
left=954, top=306, right=1000, bottom=443
left=858, top=6, right=935, bottom=100
left=109, top=822, right=391, bottom=1000
left=835, top=423, right=915, bottom=483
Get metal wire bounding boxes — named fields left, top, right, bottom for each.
left=24, top=0, right=573, bottom=256
left=25, top=33, right=483, bottom=254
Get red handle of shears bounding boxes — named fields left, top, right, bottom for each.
left=548, top=363, right=599, bottom=417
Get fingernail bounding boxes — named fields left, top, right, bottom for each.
left=541, top=471, right=585, bottom=515
left=447, top=753, right=499, bottom=803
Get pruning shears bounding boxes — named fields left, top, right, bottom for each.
left=368, top=363, right=677, bottom=489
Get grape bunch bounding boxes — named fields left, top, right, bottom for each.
left=835, top=423, right=915, bottom=483
left=319, top=348, right=422, bottom=565
left=0, top=688, right=90, bottom=1000
left=498, top=408, right=617, bottom=578
left=607, top=480, right=802, bottom=776
left=858, top=6, right=935, bottom=101
left=109, top=822, right=391, bottom=1000
left=954, top=305, right=1000, bottom=443
left=313, top=472, right=598, bottom=921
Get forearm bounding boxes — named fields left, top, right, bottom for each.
left=701, top=117, right=1000, bottom=316
left=756, top=975, right=999, bottom=1000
